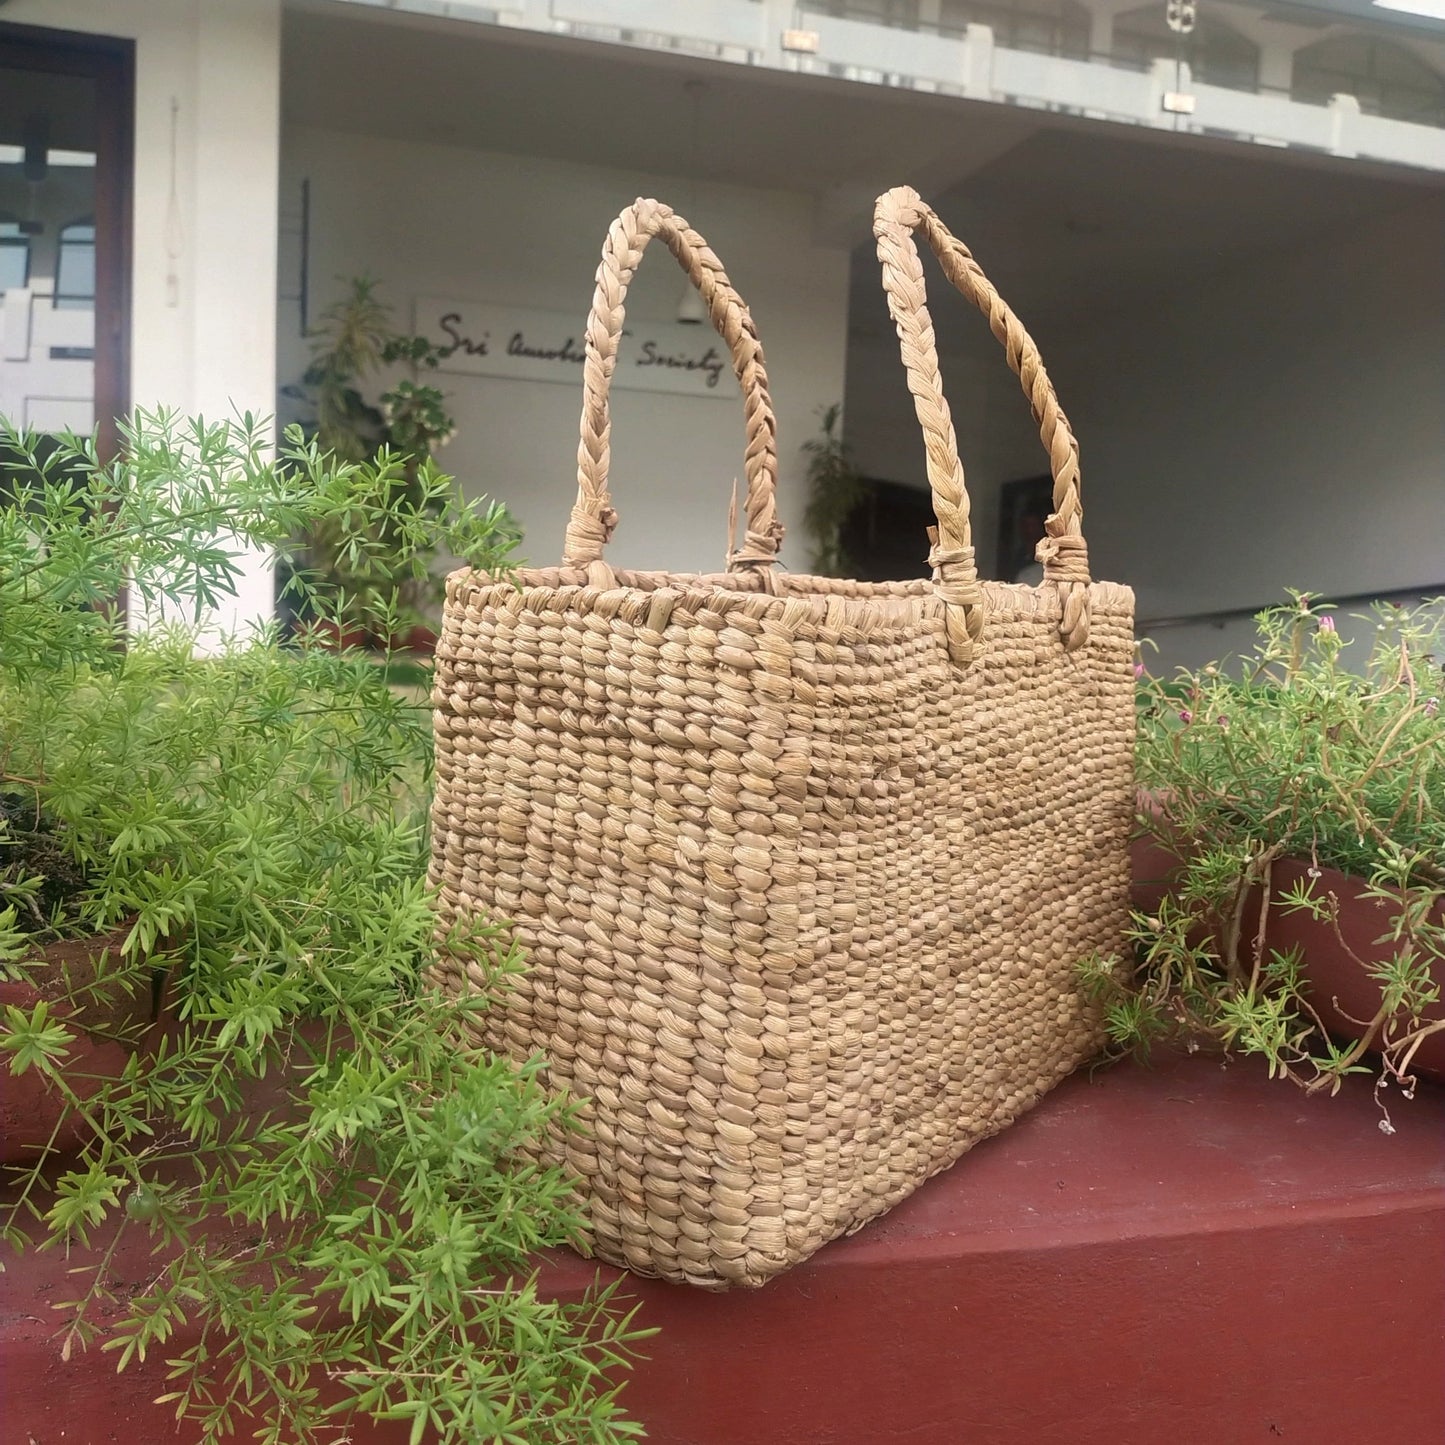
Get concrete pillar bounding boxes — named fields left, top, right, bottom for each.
left=1080, top=0, right=1139, bottom=58
left=1329, top=91, right=1361, bottom=158
left=760, top=0, right=794, bottom=67
left=1257, top=41, right=1295, bottom=94
left=186, top=0, right=280, bottom=637
left=963, top=24, right=994, bottom=101
left=1149, top=56, right=1190, bottom=127
left=1089, top=9, right=1113, bottom=57
left=190, top=0, right=277, bottom=638
left=189, top=0, right=279, bottom=428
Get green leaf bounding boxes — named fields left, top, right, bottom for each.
left=1, top=1001, right=75, bottom=1076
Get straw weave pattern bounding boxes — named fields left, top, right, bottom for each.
left=428, top=574, right=1134, bottom=1289
left=427, top=192, right=1136, bottom=1289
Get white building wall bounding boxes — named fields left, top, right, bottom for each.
left=5, top=0, right=280, bottom=421
left=5, top=0, right=282, bottom=631
left=1055, top=191, right=1445, bottom=665
left=280, top=126, right=851, bottom=576
left=845, top=191, right=1445, bottom=670
left=467, top=0, right=1445, bottom=173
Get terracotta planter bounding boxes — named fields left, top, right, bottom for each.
left=0, top=927, right=152, bottom=1166
left=302, top=618, right=437, bottom=657
left=1, top=935, right=342, bottom=1166
left=1130, top=794, right=1445, bottom=1082
left=1265, top=860, right=1445, bottom=1082
left=398, top=623, right=437, bottom=655
left=1130, top=789, right=1203, bottom=921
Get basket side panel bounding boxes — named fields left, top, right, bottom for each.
left=787, top=594, right=1135, bottom=1252
left=428, top=583, right=1135, bottom=1287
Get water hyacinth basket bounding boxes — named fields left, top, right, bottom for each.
left=428, top=188, right=1136, bottom=1289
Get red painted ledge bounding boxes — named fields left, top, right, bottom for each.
left=5, top=1052, right=1443, bottom=1445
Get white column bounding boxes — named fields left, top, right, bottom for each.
left=1257, top=42, right=1295, bottom=94
left=760, top=0, right=793, bottom=66
left=189, top=0, right=279, bottom=424
left=962, top=24, right=994, bottom=101
left=1148, top=56, right=1183, bottom=126
left=1079, top=0, right=1139, bottom=58
left=1329, top=92, right=1361, bottom=159
left=186, top=0, right=281, bottom=637
left=1089, top=9, right=1113, bottom=56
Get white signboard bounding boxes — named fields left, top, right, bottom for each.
left=414, top=297, right=737, bottom=399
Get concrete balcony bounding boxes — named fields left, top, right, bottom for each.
left=332, top=0, right=1445, bottom=174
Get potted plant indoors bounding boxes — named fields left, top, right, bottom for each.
left=1084, top=594, right=1444, bottom=1101
left=800, top=403, right=865, bottom=578
left=0, top=413, right=645, bottom=1444
left=280, top=277, right=506, bottom=653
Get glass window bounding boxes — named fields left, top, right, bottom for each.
left=54, top=219, right=96, bottom=309
left=1, top=34, right=130, bottom=445
left=0, top=219, right=29, bottom=293
left=1293, top=37, right=1445, bottom=124
left=1112, top=6, right=1260, bottom=90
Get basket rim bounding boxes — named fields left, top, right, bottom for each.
left=443, top=567, right=1134, bottom=634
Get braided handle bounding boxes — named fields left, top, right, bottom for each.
left=564, top=198, right=783, bottom=579
left=873, top=186, right=1092, bottom=662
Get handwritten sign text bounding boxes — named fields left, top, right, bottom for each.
left=414, top=297, right=738, bottom=399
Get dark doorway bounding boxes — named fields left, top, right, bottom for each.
left=0, top=22, right=133, bottom=457
left=839, top=478, right=939, bottom=582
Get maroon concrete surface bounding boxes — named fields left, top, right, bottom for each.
left=4, top=1052, right=1443, bottom=1444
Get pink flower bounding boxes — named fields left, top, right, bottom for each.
left=1133, top=661, right=1146, bottom=679
left=1216, top=715, right=1229, bottom=729
left=1318, top=616, right=1336, bottom=634
left=1178, top=708, right=1193, bottom=725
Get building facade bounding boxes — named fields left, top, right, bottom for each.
left=2, top=0, right=1442, bottom=659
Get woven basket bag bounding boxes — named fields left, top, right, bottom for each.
left=428, top=188, right=1136, bottom=1290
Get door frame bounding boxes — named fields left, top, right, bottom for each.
left=0, top=20, right=134, bottom=458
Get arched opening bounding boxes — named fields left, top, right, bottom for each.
left=1293, top=36, right=1445, bottom=125
left=813, top=1, right=1092, bottom=57
left=948, top=1, right=1091, bottom=59
left=53, top=216, right=95, bottom=309
left=813, top=0, right=927, bottom=27
left=1113, top=5, right=1260, bottom=90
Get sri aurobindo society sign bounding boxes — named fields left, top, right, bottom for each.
left=414, top=298, right=739, bottom=399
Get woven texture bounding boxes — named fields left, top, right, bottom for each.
left=428, top=192, right=1136, bottom=1289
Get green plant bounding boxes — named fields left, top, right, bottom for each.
left=285, top=278, right=501, bottom=643
left=1084, top=593, right=1445, bottom=1095
left=801, top=403, right=865, bottom=577
left=0, top=413, right=646, bottom=1444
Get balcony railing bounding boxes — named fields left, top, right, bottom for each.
left=341, top=0, right=1445, bottom=173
